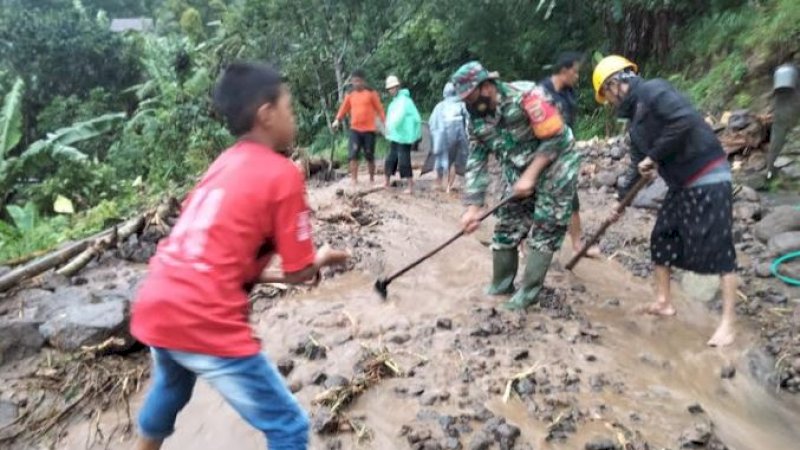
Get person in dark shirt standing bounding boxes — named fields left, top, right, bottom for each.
left=593, top=55, right=737, bottom=347
left=541, top=52, right=601, bottom=258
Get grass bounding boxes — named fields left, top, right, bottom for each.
left=667, top=0, right=800, bottom=112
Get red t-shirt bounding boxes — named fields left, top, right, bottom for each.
left=131, top=141, right=316, bottom=357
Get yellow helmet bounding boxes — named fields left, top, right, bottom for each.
left=592, top=55, right=638, bottom=104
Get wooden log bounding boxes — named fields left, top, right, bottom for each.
left=0, top=214, right=146, bottom=294
left=56, top=215, right=145, bottom=278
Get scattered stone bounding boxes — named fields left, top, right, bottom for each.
left=688, top=403, right=705, bottom=415
left=754, top=261, right=772, bottom=278
left=436, top=318, right=453, bottom=330
left=324, top=375, right=349, bottom=389
left=720, top=364, right=736, bottom=379
left=310, top=371, right=328, bottom=385
left=388, top=332, right=412, bottom=345
left=610, top=146, right=625, bottom=160
left=0, top=400, right=18, bottom=428
left=754, top=206, right=800, bottom=243
left=678, top=421, right=729, bottom=449
left=512, top=349, right=529, bottom=361
left=312, top=407, right=339, bottom=434
left=296, top=337, right=327, bottom=360
left=774, top=156, right=793, bottom=168
left=736, top=185, right=760, bottom=202
left=472, top=406, right=494, bottom=422
left=409, top=384, right=426, bottom=396
left=467, top=432, right=492, bottom=450
left=594, top=170, right=619, bottom=188
left=632, top=177, right=668, bottom=209
left=767, top=231, right=800, bottom=257
left=585, top=437, right=617, bottom=450
left=604, top=298, right=621, bottom=307
left=38, top=298, right=132, bottom=352
left=514, top=378, right=536, bottom=396
left=276, top=358, right=295, bottom=377
left=407, top=428, right=432, bottom=444
left=681, top=273, right=720, bottom=302
left=585, top=354, right=598, bottom=362
left=733, top=202, right=762, bottom=222
left=0, top=320, right=45, bottom=366
left=289, top=380, right=303, bottom=393
left=443, top=437, right=462, bottom=450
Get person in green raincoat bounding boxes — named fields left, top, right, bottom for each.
left=384, top=75, right=422, bottom=194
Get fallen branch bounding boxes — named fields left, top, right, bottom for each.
left=56, top=215, right=145, bottom=277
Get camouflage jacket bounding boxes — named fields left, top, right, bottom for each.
left=464, top=81, right=576, bottom=206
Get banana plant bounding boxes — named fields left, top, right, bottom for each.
left=19, top=112, right=126, bottom=164
left=0, top=78, right=24, bottom=159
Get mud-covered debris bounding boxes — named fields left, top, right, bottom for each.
left=310, top=371, right=328, bottom=385
left=436, top=318, right=453, bottom=330
left=388, top=332, right=412, bottom=345
left=512, top=349, right=529, bottom=361
left=312, top=407, right=339, bottom=434
left=276, top=358, right=294, bottom=377
left=688, top=403, right=705, bottom=415
left=546, top=409, right=579, bottom=441
left=584, top=437, right=617, bottom=450
left=294, top=335, right=328, bottom=360
left=312, top=346, right=402, bottom=435
left=467, top=431, right=492, bottom=450
left=678, top=421, right=729, bottom=449
left=324, top=375, right=349, bottom=389
left=720, top=364, right=736, bottom=379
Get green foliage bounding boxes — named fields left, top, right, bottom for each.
left=0, top=3, right=141, bottom=141
left=180, top=7, right=205, bottom=42
left=0, top=78, right=24, bottom=156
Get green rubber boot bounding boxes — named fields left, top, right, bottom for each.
left=486, top=249, right=519, bottom=296
left=504, top=249, right=554, bottom=310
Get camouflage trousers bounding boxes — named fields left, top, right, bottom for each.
left=491, top=150, right=581, bottom=252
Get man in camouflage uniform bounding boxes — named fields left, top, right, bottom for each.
left=452, top=61, right=581, bottom=310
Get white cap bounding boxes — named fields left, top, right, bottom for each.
left=385, top=75, right=401, bottom=90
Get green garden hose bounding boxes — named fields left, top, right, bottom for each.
left=771, top=251, right=800, bottom=286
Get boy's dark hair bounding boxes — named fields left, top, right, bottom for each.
left=553, top=52, right=585, bottom=74
left=351, top=69, right=366, bottom=79
left=213, top=62, right=283, bottom=136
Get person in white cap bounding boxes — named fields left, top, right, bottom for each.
left=384, top=75, right=422, bottom=194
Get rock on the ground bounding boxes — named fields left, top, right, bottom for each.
left=38, top=297, right=131, bottom=351
left=767, top=231, right=800, bottom=257
left=0, top=320, right=45, bottom=365
left=680, top=273, right=720, bottom=302
left=755, top=206, right=800, bottom=243
left=324, top=375, right=349, bottom=389
left=585, top=437, right=617, bottom=450
left=632, top=178, right=668, bottom=209
left=736, top=185, right=760, bottom=203
left=754, top=261, right=772, bottom=278
left=733, top=202, right=762, bottom=222
left=720, top=364, right=736, bottom=379
left=678, top=421, right=728, bottom=449
left=277, top=358, right=295, bottom=377
left=593, top=170, right=619, bottom=188
left=436, top=318, right=453, bottom=330
left=467, top=431, right=492, bottom=450
left=688, top=403, right=705, bottom=415
left=0, top=400, right=18, bottom=428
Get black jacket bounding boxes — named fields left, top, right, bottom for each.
left=618, top=78, right=725, bottom=197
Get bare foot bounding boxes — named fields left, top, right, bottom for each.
left=638, top=302, right=677, bottom=316
left=707, top=321, right=735, bottom=347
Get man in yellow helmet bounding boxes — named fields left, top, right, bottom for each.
left=593, top=55, right=737, bottom=347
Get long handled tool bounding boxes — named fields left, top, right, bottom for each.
left=565, top=176, right=651, bottom=271
left=374, top=196, right=514, bottom=299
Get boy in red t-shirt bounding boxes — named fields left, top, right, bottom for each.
left=131, top=62, right=348, bottom=450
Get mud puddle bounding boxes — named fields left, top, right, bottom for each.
left=55, top=173, right=800, bottom=450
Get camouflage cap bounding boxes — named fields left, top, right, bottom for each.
left=450, top=61, right=499, bottom=99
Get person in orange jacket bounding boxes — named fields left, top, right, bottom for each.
left=332, top=69, right=386, bottom=185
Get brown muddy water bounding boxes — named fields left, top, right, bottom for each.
left=58, top=178, right=800, bottom=450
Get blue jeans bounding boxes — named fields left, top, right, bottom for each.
left=138, top=348, right=309, bottom=449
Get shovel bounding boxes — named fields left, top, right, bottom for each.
left=374, top=196, right=513, bottom=299
left=565, top=176, right=650, bottom=271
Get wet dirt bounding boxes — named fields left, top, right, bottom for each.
left=39, top=154, right=800, bottom=450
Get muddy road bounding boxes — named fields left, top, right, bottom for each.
left=50, top=165, right=800, bottom=450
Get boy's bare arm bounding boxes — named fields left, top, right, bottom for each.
left=258, top=246, right=350, bottom=285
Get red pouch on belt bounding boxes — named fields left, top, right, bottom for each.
left=521, top=90, right=564, bottom=139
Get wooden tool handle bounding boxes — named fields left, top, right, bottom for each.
left=565, top=176, right=651, bottom=271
